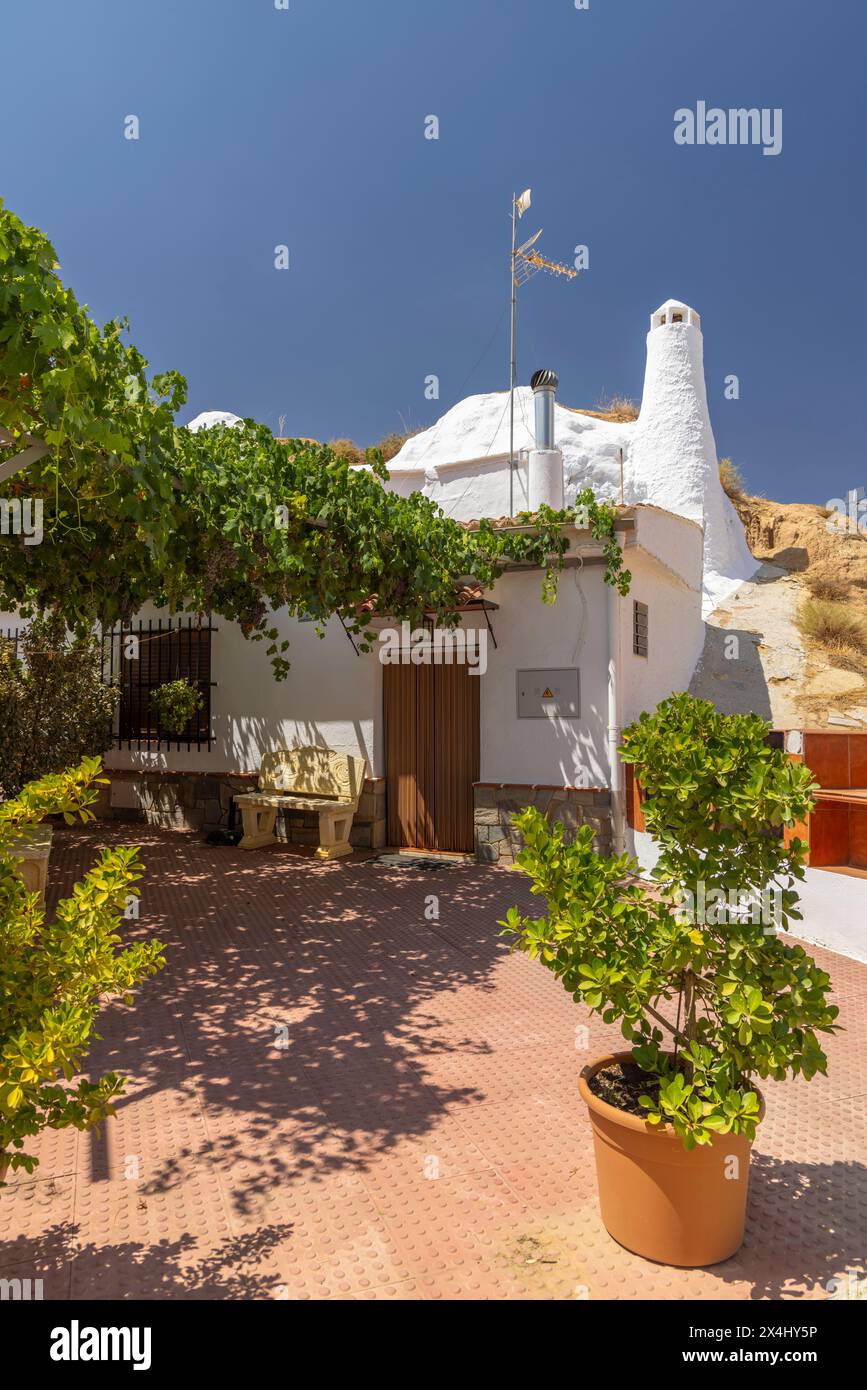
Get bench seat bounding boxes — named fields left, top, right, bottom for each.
left=241, top=794, right=351, bottom=812
left=234, top=747, right=366, bottom=859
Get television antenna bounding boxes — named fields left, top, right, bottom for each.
left=508, top=189, right=578, bottom=515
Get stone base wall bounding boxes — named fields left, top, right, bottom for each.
left=98, top=769, right=387, bottom=850
left=473, top=783, right=612, bottom=866
left=97, top=772, right=609, bottom=863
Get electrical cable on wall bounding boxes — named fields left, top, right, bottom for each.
left=572, top=558, right=588, bottom=666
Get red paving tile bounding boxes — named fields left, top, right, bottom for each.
left=2, top=822, right=866, bottom=1301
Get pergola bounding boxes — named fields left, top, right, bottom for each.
left=0, top=428, right=50, bottom=483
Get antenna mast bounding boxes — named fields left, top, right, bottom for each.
left=508, top=190, right=578, bottom=516
left=509, top=194, right=518, bottom=522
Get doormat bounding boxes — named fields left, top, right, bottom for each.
left=365, top=852, right=469, bottom=871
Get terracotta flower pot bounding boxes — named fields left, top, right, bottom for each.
left=579, top=1051, right=763, bottom=1267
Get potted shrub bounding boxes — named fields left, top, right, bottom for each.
left=4, top=823, right=53, bottom=906
left=501, top=694, right=838, bottom=1266
left=0, top=758, right=165, bottom=1184
left=150, top=678, right=204, bottom=738
left=0, top=612, right=119, bottom=900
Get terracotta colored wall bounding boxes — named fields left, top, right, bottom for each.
left=798, top=731, right=867, bottom=869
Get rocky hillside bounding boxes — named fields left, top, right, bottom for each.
left=733, top=495, right=867, bottom=594
left=690, top=493, right=867, bottom=729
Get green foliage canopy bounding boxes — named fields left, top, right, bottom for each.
left=0, top=200, right=629, bottom=678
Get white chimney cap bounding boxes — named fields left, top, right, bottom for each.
left=650, top=299, right=701, bottom=330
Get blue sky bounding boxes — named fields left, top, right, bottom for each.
left=2, top=0, right=865, bottom=503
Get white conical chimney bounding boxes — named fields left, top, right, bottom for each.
left=628, top=300, right=713, bottom=521
left=628, top=299, right=757, bottom=612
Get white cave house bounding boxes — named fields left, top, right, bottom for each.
left=5, top=298, right=755, bottom=863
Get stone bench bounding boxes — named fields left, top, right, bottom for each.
left=235, top=747, right=366, bottom=859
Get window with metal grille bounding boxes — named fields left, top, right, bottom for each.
left=633, top=601, right=649, bottom=658
left=102, top=617, right=216, bottom=749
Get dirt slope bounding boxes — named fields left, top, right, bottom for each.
left=691, top=494, right=867, bottom=728
left=732, top=495, right=867, bottom=594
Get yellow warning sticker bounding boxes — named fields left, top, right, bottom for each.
left=542, top=687, right=553, bottom=699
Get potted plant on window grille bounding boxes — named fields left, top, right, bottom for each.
left=150, top=678, right=204, bottom=739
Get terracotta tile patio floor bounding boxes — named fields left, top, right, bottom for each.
left=2, top=823, right=866, bottom=1301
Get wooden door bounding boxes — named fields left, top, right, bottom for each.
left=383, top=660, right=480, bottom=852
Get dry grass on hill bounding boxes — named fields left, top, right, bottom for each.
left=327, top=437, right=366, bottom=467
left=719, top=457, right=747, bottom=498
left=594, top=394, right=640, bottom=422
left=804, top=573, right=850, bottom=603
left=797, top=596, right=867, bottom=676
left=567, top=395, right=640, bottom=424
left=327, top=431, right=417, bottom=467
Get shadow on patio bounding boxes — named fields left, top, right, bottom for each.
left=52, top=824, right=525, bottom=1206
left=2, top=822, right=864, bottom=1300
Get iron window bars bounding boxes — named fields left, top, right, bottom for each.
left=101, top=616, right=216, bottom=750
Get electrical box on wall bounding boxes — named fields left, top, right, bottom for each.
left=516, top=668, right=580, bottom=719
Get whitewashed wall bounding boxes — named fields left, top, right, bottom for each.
left=616, top=508, right=705, bottom=729
left=105, top=604, right=382, bottom=777
left=387, top=452, right=530, bottom=521
left=2, top=509, right=704, bottom=791
left=479, top=566, right=610, bottom=786
left=102, top=571, right=612, bottom=789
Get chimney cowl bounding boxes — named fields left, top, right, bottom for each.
left=530, top=368, right=559, bottom=392
left=530, top=368, right=558, bottom=451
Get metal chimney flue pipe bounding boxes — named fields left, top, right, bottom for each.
left=527, top=369, right=563, bottom=512
left=530, top=368, right=559, bottom=450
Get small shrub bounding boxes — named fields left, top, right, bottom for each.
left=327, top=437, right=366, bottom=467
left=0, top=759, right=165, bottom=1178
left=328, top=432, right=413, bottom=466
left=825, top=644, right=867, bottom=675
left=0, top=611, right=117, bottom=800
left=719, top=457, right=746, bottom=498
left=805, top=573, right=849, bottom=604
left=376, top=431, right=412, bottom=463
left=798, top=597, right=867, bottom=650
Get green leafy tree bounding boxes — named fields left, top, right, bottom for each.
left=0, top=758, right=164, bottom=1179
left=501, top=695, right=838, bottom=1150
left=0, top=200, right=629, bottom=679
left=0, top=610, right=117, bottom=798
left=0, top=199, right=185, bottom=627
